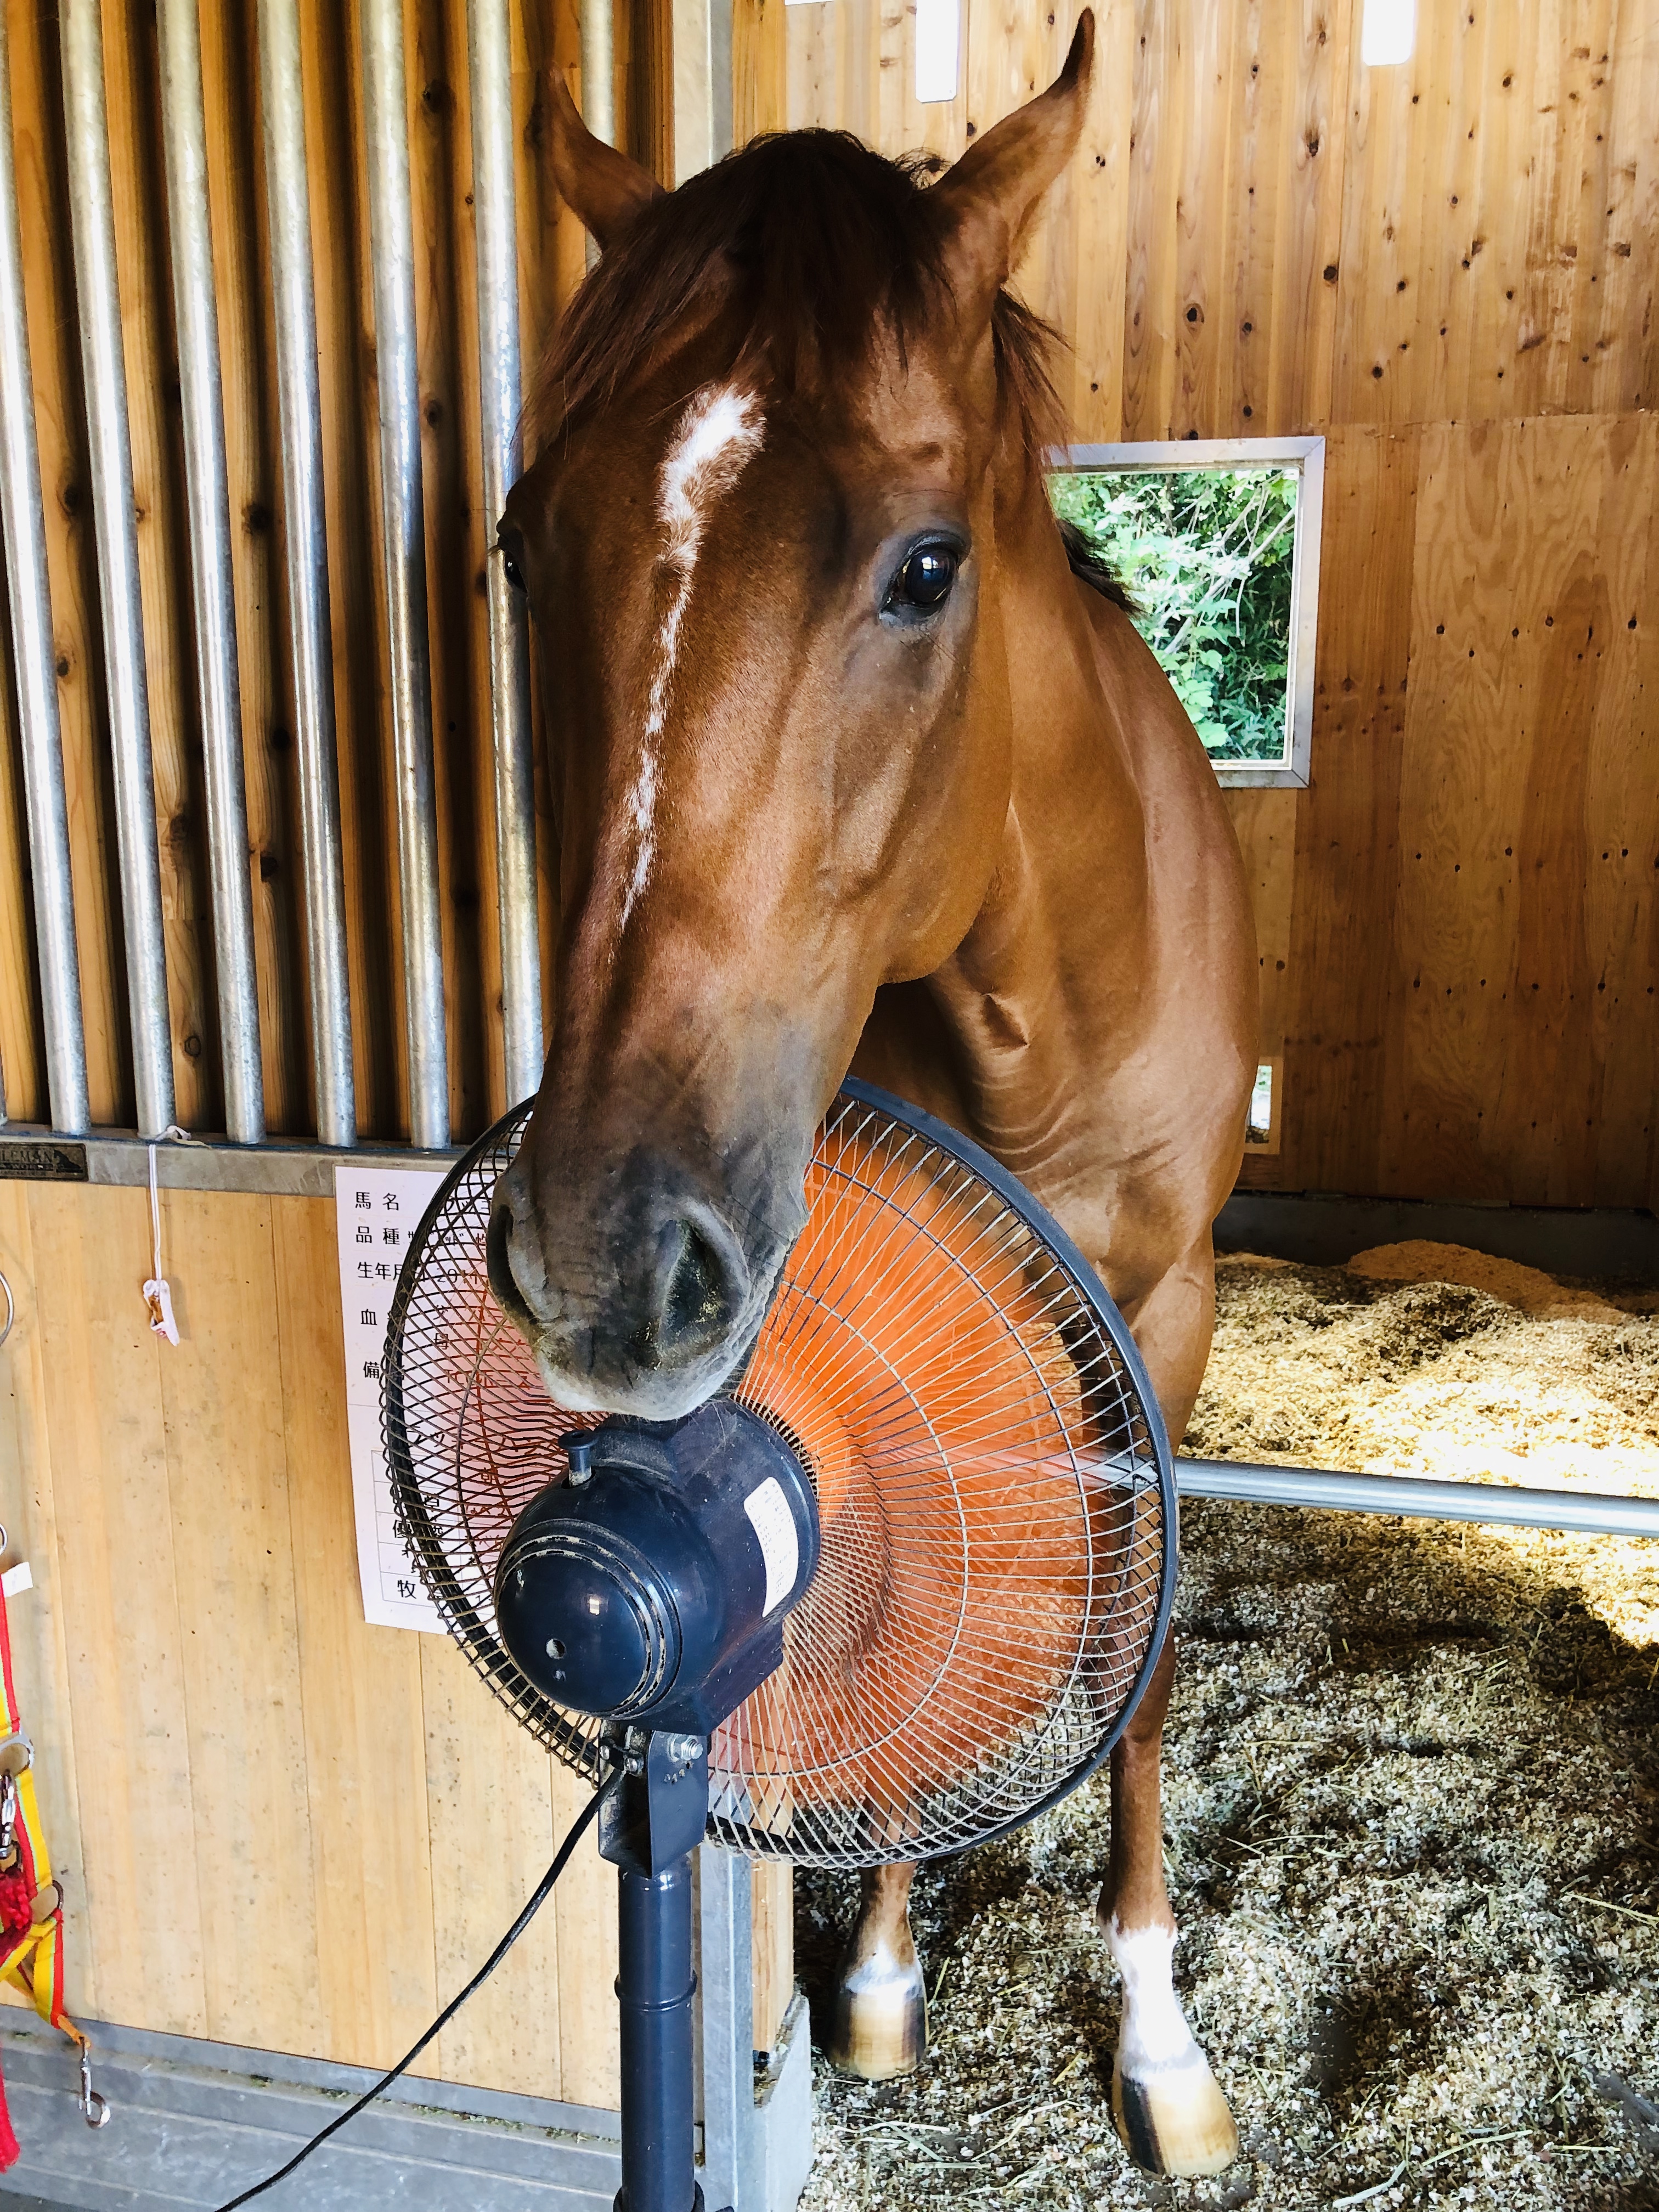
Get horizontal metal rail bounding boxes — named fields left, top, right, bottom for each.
left=1178, top=1457, right=1659, bottom=1539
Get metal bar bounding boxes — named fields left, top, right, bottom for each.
left=0, top=5, right=89, bottom=1133
left=59, top=0, right=175, bottom=1137
left=1178, top=1458, right=1659, bottom=1540
left=360, top=0, right=448, bottom=1151
left=256, top=0, right=355, bottom=1148
left=579, top=0, right=616, bottom=269
left=579, top=0, right=617, bottom=144
left=466, top=0, right=542, bottom=1107
left=156, top=0, right=263, bottom=1143
left=696, top=1845, right=760, bottom=2212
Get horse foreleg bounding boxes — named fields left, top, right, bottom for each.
left=827, top=1863, right=926, bottom=2079
left=1098, top=1627, right=1238, bottom=2175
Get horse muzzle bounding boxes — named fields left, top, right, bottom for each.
left=487, top=1156, right=781, bottom=1420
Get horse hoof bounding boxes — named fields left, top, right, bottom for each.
left=826, top=1939, right=927, bottom=2080
left=1111, top=2048, right=1239, bottom=2177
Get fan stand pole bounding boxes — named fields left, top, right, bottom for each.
left=599, top=1730, right=714, bottom=2212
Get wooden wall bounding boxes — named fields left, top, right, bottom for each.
left=735, top=0, right=1659, bottom=1211
left=0, top=1176, right=620, bottom=2100
left=0, top=0, right=1651, bottom=2129
left=3, top=0, right=1654, bottom=1197
left=0, top=1175, right=792, bottom=2094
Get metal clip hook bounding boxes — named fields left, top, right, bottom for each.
left=77, top=2044, right=110, bottom=2128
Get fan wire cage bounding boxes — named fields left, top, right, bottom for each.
left=384, top=1084, right=1175, bottom=1870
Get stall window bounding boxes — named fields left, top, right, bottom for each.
left=1049, top=438, right=1325, bottom=789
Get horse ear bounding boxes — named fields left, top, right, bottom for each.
left=932, top=12, right=1094, bottom=321
left=546, top=68, right=663, bottom=250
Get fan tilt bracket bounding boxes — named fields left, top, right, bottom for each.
left=600, top=1727, right=712, bottom=1878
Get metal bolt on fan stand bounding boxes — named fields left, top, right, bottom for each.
left=383, top=1080, right=1178, bottom=2212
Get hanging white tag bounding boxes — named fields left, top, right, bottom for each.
left=143, top=1276, right=180, bottom=1346
left=1, top=1564, right=33, bottom=1599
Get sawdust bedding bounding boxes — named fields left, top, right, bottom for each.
left=796, top=1245, right=1659, bottom=2211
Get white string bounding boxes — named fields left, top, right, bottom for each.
left=142, top=1125, right=195, bottom=1345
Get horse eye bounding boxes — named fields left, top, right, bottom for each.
left=890, top=544, right=958, bottom=612
left=501, top=552, right=526, bottom=593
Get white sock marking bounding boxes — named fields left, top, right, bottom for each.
left=1104, top=1919, right=1201, bottom=2075
left=618, top=384, right=764, bottom=927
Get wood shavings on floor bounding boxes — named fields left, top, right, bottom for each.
left=795, top=1248, right=1659, bottom=2210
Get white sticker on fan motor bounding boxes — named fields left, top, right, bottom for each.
left=743, top=1477, right=799, bottom=1615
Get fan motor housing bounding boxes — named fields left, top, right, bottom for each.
left=494, top=1400, right=820, bottom=1737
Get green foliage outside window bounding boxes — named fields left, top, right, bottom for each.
left=1047, top=466, right=1299, bottom=763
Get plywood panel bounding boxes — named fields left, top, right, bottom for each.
left=1333, top=0, right=1659, bottom=427
left=157, top=1190, right=319, bottom=2049
left=1244, top=422, right=1419, bottom=1197
left=272, top=1194, right=441, bottom=2073
left=1384, top=412, right=1659, bottom=1207
left=1223, top=788, right=1297, bottom=1063
left=421, top=1633, right=568, bottom=2100
left=25, top=1182, right=208, bottom=2033
left=0, top=1187, right=93, bottom=2018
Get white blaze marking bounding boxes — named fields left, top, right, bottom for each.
left=1103, top=1918, right=1200, bottom=2073
left=618, top=384, right=765, bottom=927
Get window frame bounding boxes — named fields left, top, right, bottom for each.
left=1053, top=435, right=1327, bottom=790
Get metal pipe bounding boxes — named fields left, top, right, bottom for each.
left=256, top=0, right=354, bottom=1146
left=59, top=0, right=175, bottom=1137
left=579, top=0, right=617, bottom=146
left=156, top=0, right=263, bottom=1143
left=1178, top=1458, right=1659, bottom=1540
left=360, top=0, right=448, bottom=1150
left=0, top=5, right=89, bottom=1133
left=579, top=0, right=616, bottom=270
left=466, top=0, right=542, bottom=1107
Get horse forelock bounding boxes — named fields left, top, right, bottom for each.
left=519, top=131, right=1067, bottom=465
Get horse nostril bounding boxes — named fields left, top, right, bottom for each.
left=487, top=1192, right=533, bottom=1327
left=665, top=1222, right=731, bottom=1341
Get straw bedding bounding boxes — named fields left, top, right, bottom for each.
left=795, top=1247, right=1659, bottom=2210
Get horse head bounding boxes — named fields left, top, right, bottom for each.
left=488, top=16, right=1095, bottom=1417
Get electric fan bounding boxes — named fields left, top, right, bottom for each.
left=382, top=1078, right=1175, bottom=2212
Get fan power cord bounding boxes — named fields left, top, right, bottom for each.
left=212, top=1767, right=614, bottom=2210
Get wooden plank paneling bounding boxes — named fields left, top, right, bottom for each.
left=0, top=1179, right=633, bottom=2103
left=421, top=1635, right=567, bottom=2099
left=25, top=1183, right=208, bottom=2033
left=155, top=1190, right=318, bottom=2048
left=0, top=1187, right=93, bottom=2019
left=272, top=1195, right=441, bottom=2074
left=1382, top=413, right=1659, bottom=1206
left=1246, top=422, right=1420, bottom=1197
left=1333, top=0, right=1659, bottom=426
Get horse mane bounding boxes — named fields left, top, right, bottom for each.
left=521, top=130, right=1068, bottom=463
left=1056, top=517, right=1135, bottom=612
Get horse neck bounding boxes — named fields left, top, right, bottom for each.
left=924, top=466, right=1153, bottom=1167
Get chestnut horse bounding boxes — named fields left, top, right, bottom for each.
left=488, top=14, right=1255, bottom=2177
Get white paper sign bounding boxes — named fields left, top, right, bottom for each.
left=335, top=1164, right=448, bottom=1633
